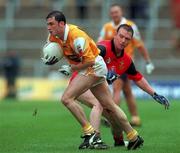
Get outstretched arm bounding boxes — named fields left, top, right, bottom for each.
left=126, top=61, right=169, bottom=109
left=135, top=77, right=170, bottom=109
left=134, top=77, right=154, bottom=96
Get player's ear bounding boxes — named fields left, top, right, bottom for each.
left=59, top=21, right=65, bottom=26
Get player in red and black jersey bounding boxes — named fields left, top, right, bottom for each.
left=96, top=24, right=169, bottom=146
left=97, top=24, right=168, bottom=99
left=98, top=39, right=143, bottom=82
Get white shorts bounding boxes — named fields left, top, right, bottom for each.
left=79, top=55, right=108, bottom=86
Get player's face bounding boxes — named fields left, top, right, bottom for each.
left=109, top=6, right=122, bottom=24
left=114, top=28, right=132, bottom=51
left=46, top=17, right=65, bottom=39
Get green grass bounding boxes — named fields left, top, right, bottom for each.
left=0, top=99, right=180, bottom=153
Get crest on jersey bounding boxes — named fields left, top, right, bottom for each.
left=119, top=61, right=125, bottom=70
left=74, top=37, right=86, bottom=55
left=77, top=44, right=83, bottom=52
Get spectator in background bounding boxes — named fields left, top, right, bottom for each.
left=75, top=0, right=88, bottom=19
left=171, top=0, right=180, bottom=54
left=129, top=0, right=149, bottom=21
left=3, top=51, right=20, bottom=99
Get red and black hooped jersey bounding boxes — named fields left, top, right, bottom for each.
left=97, top=40, right=143, bottom=81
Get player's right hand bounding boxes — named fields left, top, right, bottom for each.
left=146, top=62, right=154, bottom=74
left=41, top=54, right=58, bottom=65
left=106, top=70, right=118, bottom=84
left=152, top=92, right=170, bottom=109
left=58, top=65, right=72, bottom=76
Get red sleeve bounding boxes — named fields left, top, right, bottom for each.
left=128, top=72, right=143, bottom=81
left=125, top=62, right=143, bottom=81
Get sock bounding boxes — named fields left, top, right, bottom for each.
left=83, top=122, right=94, bottom=135
left=127, top=129, right=138, bottom=141
left=113, top=133, right=124, bottom=143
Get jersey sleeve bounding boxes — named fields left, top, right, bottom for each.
left=73, top=37, right=98, bottom=63
left=126, top=62, right=143, bottom=81
left=73, top=37, right=88, bottom=56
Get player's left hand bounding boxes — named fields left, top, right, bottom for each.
left=146, top=62, right=154, bottom=74
left=58, top=65, right=72, bottom=76
left=41, top=54, right=58, bottom=65
left=152, top=92, right=170, bottom=109
left=106, top=70, right=118, bottom=84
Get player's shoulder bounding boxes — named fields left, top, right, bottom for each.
left=69, top=24, right=87, bottom=38
left=125, top=19, right=137, bottom=27
left=69, top=24, right=80, bottom=33
left=98, top=40, right=111, bottom=46
left=103, top=22, right=114, bottom=28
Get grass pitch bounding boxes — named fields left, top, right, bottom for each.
left=0, top=99, right=179, bottom=153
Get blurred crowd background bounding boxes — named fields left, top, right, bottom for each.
left=0, top=0, right=179, bottom=100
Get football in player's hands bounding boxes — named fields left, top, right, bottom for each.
left=42, top=42, right=63, bottom=65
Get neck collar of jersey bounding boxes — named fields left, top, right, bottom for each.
left=63, top=24, right=69, bottom=42
left=111, top=39, right=124, bottom=58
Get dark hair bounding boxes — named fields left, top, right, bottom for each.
left=117, top=24, right=134, bottom=37
left=46, top=10, right=66, bottom=23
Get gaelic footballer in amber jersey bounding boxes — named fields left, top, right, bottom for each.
left=99, top=17, right=143, bottom=58
left=48, top=24, right=100, bottom=65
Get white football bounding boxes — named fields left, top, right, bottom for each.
left=43, top=42, right=63, bottom=62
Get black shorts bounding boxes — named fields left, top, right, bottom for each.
left=119, top=73, right=128, bottom=82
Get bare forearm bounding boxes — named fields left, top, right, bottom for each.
left=135, top=77, right=155, bottom=96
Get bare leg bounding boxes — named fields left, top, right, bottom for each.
left=61, top=75, right=94, bottom=127
left=90, top=81, right=134, bottom=135
left=77, top=90, right=103, bottom=132
left=112, top=78, right=124, bottom=105
left=123, top=79, right=138, bottom=116
left=123, top=79, right=141, bottom=125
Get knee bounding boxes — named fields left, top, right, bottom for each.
left=86, top=96, right=104, bottom=112
left=102, top=102, right=116, bottom=113
left=61, top=94, right=72, bottom=107
left=95, top=102, right=103, bottom=112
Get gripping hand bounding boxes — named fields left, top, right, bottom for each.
left=41, top=54, right=58, bottom=65
left=106, top=70, right=118, bottom=84
left=152, top=92, right=170, bottom=109
left=58, top=65, right=72, bottom=76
